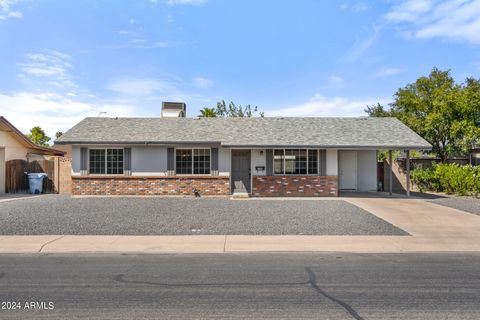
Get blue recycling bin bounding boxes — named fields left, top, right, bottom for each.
left=28, top=173, right=48, bottom=194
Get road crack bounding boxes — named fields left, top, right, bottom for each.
left=305, top=267, right=365, bottom=320
left=38, top=235, right=65, bottom=253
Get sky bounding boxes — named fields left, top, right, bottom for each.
left=0, top=0, right=480, bottom=140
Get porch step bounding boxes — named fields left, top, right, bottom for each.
left=231, top=192, right=250, bottom=199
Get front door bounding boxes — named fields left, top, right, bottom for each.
left=339, top=150, right=357, bottom=190
left=231, top=150, right=251, bottom=193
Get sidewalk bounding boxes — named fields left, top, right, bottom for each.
left=1, top=198, right=480, bottom=254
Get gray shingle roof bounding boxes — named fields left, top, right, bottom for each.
left=55, top=117, right=431, bottom=149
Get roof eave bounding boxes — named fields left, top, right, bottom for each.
left=0, top=116, right=66, bottom=156
left=221, top=144, right=432, bottom=150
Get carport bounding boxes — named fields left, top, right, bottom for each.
left=338, top=147, right=418, bottom=198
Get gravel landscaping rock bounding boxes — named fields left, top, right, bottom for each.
left=429, top=197, right=480, bottom=216
left=0, top=195, right=407, bottom=235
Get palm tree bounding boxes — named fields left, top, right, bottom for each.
left=198, top=107, right=217, bottom=117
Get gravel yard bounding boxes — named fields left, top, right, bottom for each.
left=429, top=197, right=480, bottom=216
left=0, top=195, right=407, bottom=235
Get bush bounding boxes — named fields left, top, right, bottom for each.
left=410, top=167, right=437, bottom=192
left=411, top=163, right=480, bottom=196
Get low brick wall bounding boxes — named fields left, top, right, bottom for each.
left=252, top=175, right=338, bottom=197
left=72, top=176, right=230, bottom=196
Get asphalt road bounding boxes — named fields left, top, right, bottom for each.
left=0, top=196, right=406, bottom=235
left=0, top=253, right=479, bottom=319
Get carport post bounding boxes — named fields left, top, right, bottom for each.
left=406, top=150, right=410, bottom=198
left=388, top=150, right=393, bottom=196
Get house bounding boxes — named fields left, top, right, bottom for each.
left=0, top=116, right=65, bottom=194
left=54, top=103, right=431, bottom=197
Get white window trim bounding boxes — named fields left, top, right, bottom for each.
left=174, top=147, right=212, bottom=176
left=88, top=147, right=125, bottom=175
left=273, top=148, right=320, bottom=176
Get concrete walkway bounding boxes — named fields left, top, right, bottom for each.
left=1, top=198, right=480, bottom=253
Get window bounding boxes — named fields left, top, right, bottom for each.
left=89, top=149, right=105, bottom=174
left=274, top=149, right=283, bottom=174
left=176, top=149, right=192, bottom=174
left=308, top=150, right=318, bottom=174
left=89, top=148, right=123, bottom=174
left=106, top=149, right=124, bottom=174
left=273, top=149, right=318, bottom=175
left=176, top=149, right=210, bottom=175
left=193, top=149, right=210, bottom=174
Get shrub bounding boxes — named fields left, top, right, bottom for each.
left=411, top=167, right=437, bottom=192
left=411, top=163, right=480, bottom=196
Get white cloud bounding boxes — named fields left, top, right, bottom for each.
left=376, top=67, right=402, bottom=76
left=385, top=0, right=433, bottom=22
left=192, top=77, right=213, bottom=89
left=268, top=94, right=390, bottom=117
left=385, top=0, right=480, bottom=44
left=0, top=91, right=136, bottom=139
left=116, top=22, right=172, bottom=49
left=17, top=50, right=77, bottom=90
left=106, top=76, right=196, bottom=102
left=340, top=2, right=368, bottom=12
left=124, top=40, right=171, bottom=49
left=166, top=0, right=207, bottom=5
left=353, top=2, right=368, bottom=11
left=0, top=0, right=23, bottom=21
left=344, top=24, right=382, bottom=61
left=328, top=76, right=344, bottom=85
left=107, top=78, right=180, bottom=97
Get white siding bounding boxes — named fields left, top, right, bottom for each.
left=251, top=149, right=266, bottom=176
left=131, top=146, right=167, bottom=176
left=73, top=145, right=231, bottom=176
left=326, top=149, right=338, bottom=175
left=72, top=146, right=81, bottom=175
left=356, top=150, right=377, bottom=191
left=218, top=147, right=231, bottom=176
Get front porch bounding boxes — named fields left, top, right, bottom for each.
left=231, top=148, right=415, bottom=198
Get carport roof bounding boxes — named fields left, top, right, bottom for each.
left=55, top=117, right=431, bottom=149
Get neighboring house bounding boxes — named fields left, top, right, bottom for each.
left=0, top=116, right=65, bottom=194
left=54, top=103, right=431, bottom=197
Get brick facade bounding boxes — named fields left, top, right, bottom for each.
left=72, top=176, right=230, bottom=196
left=252, top=175, right=338, bottom=197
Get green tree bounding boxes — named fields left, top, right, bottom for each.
left=364, top=103, right=391, bottom=117
left=198, top=107, right=217, bottom=117
left=26, top=126, right=51, bottom=147
left=213, top=100, right=264, bottom=117
left=366, top=68, right=480, bottom=162
left=55, top=131, right=63, bottom=139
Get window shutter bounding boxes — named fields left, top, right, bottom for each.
left=211, top=147, right=219, bottom=176
left=80, top=147, right=88, bottom=176
left=319, top=149, right=326, bottom=176
left=167, top=147, right=175, bottom=175
left=266, top=149, right=273, bottom=176
left=124, top=148, right=132, bottom=176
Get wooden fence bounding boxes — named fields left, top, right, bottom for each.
left=5, top=159, right=55, bottom=193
